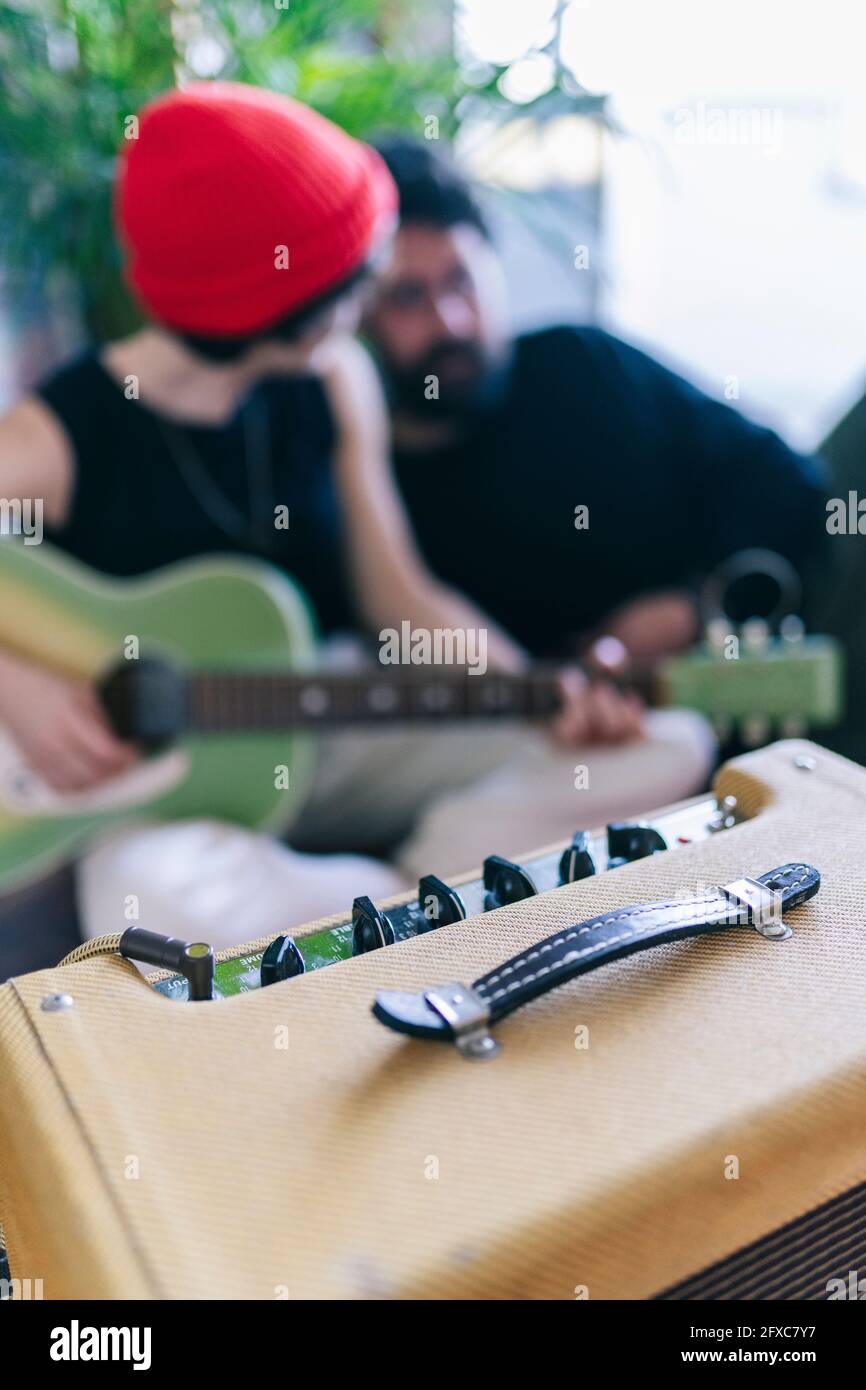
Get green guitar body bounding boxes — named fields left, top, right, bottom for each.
left=0, top=541, right=319, bottom=892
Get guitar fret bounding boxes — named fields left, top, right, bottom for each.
left=187, top=668, right=563, bottom=732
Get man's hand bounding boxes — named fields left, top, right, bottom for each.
left=550, top=591, right=698, bottom=744
left=0, top=649, right=138, bottom=792
left=551, top=658, right=644, bottom=746
left=592, top=590, right=698, bottom=664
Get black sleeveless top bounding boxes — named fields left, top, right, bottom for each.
left=37, top=353, right=354, bottom=634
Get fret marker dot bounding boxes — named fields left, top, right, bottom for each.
left=369, top=686, right=398, bottom=713
left=422, top=685, right=453, bottom=710
left=299, top=684, right=329, bottom=717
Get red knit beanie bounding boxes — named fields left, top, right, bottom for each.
left=116, top=82, right=397, bottom=336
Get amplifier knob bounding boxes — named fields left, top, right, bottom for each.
left=558, top=832, right=596, bottom=884
left=418, top=874, right=466, bottom=929
left=483, top=855, right=537, bottom=909
left=606, top=822, right=667, bottom=867
left=352, top=896, right=395, bottom=954
left=260, top=934, right=305, bottom=986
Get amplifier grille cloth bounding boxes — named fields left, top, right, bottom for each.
left=657, top=1179, right=866, bottom=1300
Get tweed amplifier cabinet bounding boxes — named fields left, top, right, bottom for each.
left=0, top=739, right=864, bottom=1300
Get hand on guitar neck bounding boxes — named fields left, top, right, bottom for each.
left=551, top=656, right=644, bottom=746
left=544, top=592, right=697, bottom=745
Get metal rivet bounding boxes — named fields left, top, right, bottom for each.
left=794, top=755, right=817, bottom=771
left=457, top=1032, right=502, bottom=1061
left=41, top=993, right=74, bottom=1012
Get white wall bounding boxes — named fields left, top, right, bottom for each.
left=460, top=0, right=866, bottom=451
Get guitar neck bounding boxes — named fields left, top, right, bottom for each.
left=188, top=668, right=576, bottom=732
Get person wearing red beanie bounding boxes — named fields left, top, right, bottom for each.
left=117, top=82, right=397, bottom=339
left=0, top=82, right=659, bottom=960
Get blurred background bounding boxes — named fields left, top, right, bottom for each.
left=3, top=0, right=866, bottom=977
left=2, top=0, right=866, bottom=449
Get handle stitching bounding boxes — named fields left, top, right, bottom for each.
left=483, top=906, right=737, bottom=1002
left=479, top=866, right=810, bottom=1004
left=480, top=897, right=725, bottom=990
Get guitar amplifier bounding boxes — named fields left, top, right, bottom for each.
left=0, top=739, right=865, bottom=1300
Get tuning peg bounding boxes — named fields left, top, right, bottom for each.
left=780, top=614, right=805, bottom=644
left=740, top=714, right=770, bottom=746
left=705, top=617, right=731, bottom=650
left=781, top=714, right=807, bottom=738
left=742, top=619, right=770, bottom=653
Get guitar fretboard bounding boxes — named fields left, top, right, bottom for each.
left=188, top=669, right=564, bottom=732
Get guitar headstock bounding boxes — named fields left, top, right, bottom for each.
left=659, top=628, right=845, bottom=740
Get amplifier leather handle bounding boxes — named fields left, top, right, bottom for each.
left=372, top=863, right=820, bottom=1059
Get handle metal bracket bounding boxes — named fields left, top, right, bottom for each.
left=423, top=983, right=501, bottom=1060
left=719, top=877, right=790, bottom=940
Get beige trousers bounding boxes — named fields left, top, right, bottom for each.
left=78, top=710, right=715, bottom=953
